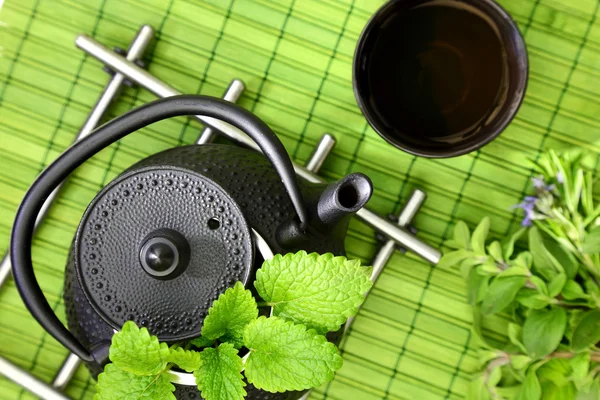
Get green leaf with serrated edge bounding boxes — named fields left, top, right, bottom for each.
left=487, top=241, right=503, bottom=262
left=517, top=371, right=541, bottom=400
left=516, top=289, right=551, bottom=310
left=243, top=316, right=342, bottom=392
left=569, top=352, right=590, bottom=383
left=481, top=276, right=527, bottom=316
left=168, top=347, right=201, bottom=372
left=530, top=228, right=562, bottom=280
left=438, top=249, right=471, bottom=270
left=511, top=355, right=532, bottom=370
left=572, top=310, right=600, bottom=352
left=498, top=265, right=530, bottom=278
left=467, top=268, right=490, bottom=305
left=508, top=323, right=528, bottom=354
left=548, top=273, right=567, bottom=298
left=201, top=282, right=258, bottom=347
left=255, top=252, right=372, bottom=333
left=523, top=308, right=567, bottom=358
left=94, top=364, right=175, bottom=400
left=193, top=343, right=245, bottom=400
left=562, top=281, right=589, bottom=301
left=453, top=220, right=471, bottom=249
left=471, top=217, right=490, bottom=255
left=502, top=228, right=526, bottom=261
left=190, top=336, right=214, bottom=348
left=583, top=226, right=600, bottom=254
left=109, top=321, right=170, bottom=375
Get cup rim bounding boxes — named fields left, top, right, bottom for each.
left=352, top=0, right=529, bottom=159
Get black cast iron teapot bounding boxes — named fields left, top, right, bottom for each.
left=10, top=95, right=373, bottom=399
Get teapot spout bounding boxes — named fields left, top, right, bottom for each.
left=312, top=173, right=373, bottom=233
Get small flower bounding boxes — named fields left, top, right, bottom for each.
left=557, top=171, right=564, bottom=184
left=511, top=196, right=538, bottom=227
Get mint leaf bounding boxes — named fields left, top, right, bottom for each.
left=255, top=251, right=372, bottom=333
left=511, top=355, right=532, bottom=370
left=548, top=273, right=567, bottom=298
left=487, top=241, right=503, bottom=262
left=471, top=217, right=490, bottom=255
left=523, top=308, right=567, bottom=358
left=516, top=289, right=551, bottom=310
left=190, top=336, right=214, bottom=348
left=572, top=310, right=600, bottom=352
left=94, top=364, right=175, bottom=400
left=244, top=316, right=343, bottom=392
left=508, top=323, right=527, bottom=354
left=481, top=276, right=526, bottom=315
left=529, top=228, right=562, bottom=280
left=467, top=268, right=490, bottom=305
left=582, top=226, right=600, bottom=254
left=168, top=347, right=201, bottom=372
left=201, top=282, right=258, bottom=347
left=109, top=321, right=170, bottom=375
left=194, top=343, right=245, bottom=400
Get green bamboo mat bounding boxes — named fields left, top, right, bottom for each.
left=1, top=0, right=600, bottom=399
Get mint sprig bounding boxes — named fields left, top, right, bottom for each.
left=255, top=251, right=372, bottom=333
left=201, top=281, right=258, bottom=348
left=95, top=252, right=371, bottom=400
left=244, top=316, right=343, bottom=392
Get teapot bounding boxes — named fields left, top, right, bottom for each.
left=10, top=95, right=373, bottom=399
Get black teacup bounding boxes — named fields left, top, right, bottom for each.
left=353, top=0, right=528, bottom=158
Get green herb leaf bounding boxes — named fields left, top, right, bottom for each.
left=523, top=308, right=567, bottom=358
left=109, top=321, right=170, bottom=375
left=539, top=381, right=576, bottom=400
left=530, top=276, right=549, bottom=296
left=190, top=336, right=214, bottom=349
left=582, top=226, right=600, bottom=254
left=515, top=251, right=534, bottom=269
left=438, top=249, right=471, bottom=270
left=511, top=355, right=532, bottom=370
left=192, top=343, right=245, bottom=400
left=467, top=268, right=490, bottom=305
left=529, top=228, right=562, bottom=280
left=516, top=289, right=552, bottom=310
left=569, top=352, right=590, bottom=383
left=571, top=310, right=600, bottom=352
left=94, top=364, right=175, bottom=400
left=168, top=347, right=201, bottom=372
left=508, top=323, right=528, bottom=353
left=543, top=240, right=578, bottom=280
left=477, top=350, right=501, bottom=369
left=471, top=217, right=490, bottom=255
left=487, top=241, right=503, bottom=262
left=502, top=228, right=526, bottom=261
left=461, top=257, right=486, bottom=279
left=516, top=371, right=541, bottom=400
left=548, top=273, right=567, bottom=298
left=481, top=276, right=527, bottom=316
left=562, top=280, right=589, bottom=301
left=453, top=220, right=471, bottom=249
left=201, top=282, right=258, bottom=347
left=498, top=265, right=530, bottom=278
left=467, top=376, right=492, bottom=400
left=255, top=252, right=372, bottom=333
left=488, top=366, right=502, bottom=387
left=537, top=359, right=571, bottom=388
left=479, top=261, right=501, bottom=275
left=243, top=316, right=342, bottom=392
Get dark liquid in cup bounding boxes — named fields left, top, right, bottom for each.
left=366, top=1, right=508, bottom=144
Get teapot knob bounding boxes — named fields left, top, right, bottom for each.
left=139, top=229, right=190, bottom=280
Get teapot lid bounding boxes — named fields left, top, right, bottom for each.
left=74, top=167, right=253, bottom=341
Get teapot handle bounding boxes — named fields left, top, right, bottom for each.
left=10, top=95, right=308, bottom=363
